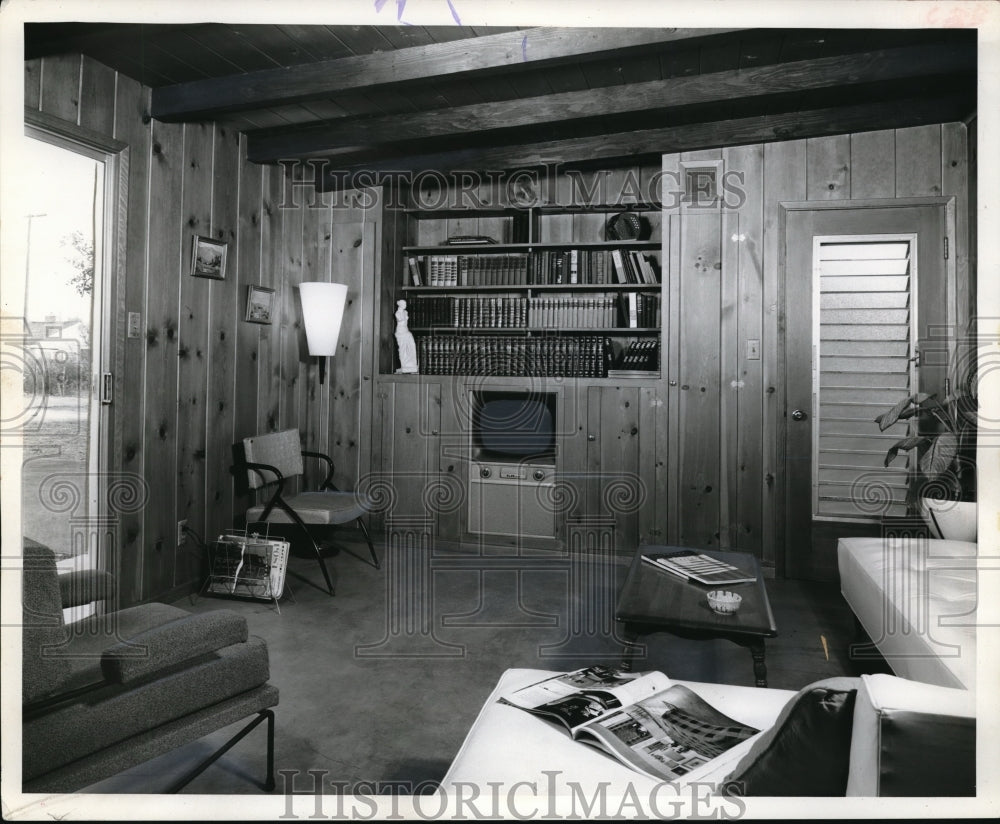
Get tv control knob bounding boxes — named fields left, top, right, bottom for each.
left=532, top=469, right=545, bottom=481
left=480, top=467, right=492, bottom=479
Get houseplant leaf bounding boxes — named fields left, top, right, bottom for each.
left=884, top=436, right=927, bottom=467
left=919, top=431, right=959, bottom=476
left=874, top=393, right=932, bottom=431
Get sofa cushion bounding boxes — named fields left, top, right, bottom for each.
left=847, top=673, right=975, bottom=796
left=101, top=610, right=248, bottom=684
left=724, top=677, right=859, bottom=796
left=23, top=635, right=271, bottom=781
left=22, top=540, right=70, bottom=703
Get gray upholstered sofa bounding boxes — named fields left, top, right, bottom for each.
left=21, top=539, right=279, bottom=793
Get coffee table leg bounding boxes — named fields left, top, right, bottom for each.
left=620, top=627, right=641, bottom=673
left=750, top=640, right=768, bottom=688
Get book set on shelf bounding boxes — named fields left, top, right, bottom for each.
left=406, top=294, right=657, bottom=331
left=406, top=249, right=659, bottom=288
left=395, top=200, right=663, bottom=379
left=417, top=335, right=610, bottom=378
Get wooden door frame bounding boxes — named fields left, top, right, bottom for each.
left=775, top=196, right=956, bottom=578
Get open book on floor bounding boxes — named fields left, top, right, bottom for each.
left=642, top=549, right=757, bottom=585
left=500, top=666, right=759, bottom=781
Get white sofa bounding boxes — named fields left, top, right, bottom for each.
left=837, top=537, right=978, bottom=691
left=442, top=668, right=975, bottom=801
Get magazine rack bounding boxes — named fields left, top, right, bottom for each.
left=204, top=529, right=290, bottom=613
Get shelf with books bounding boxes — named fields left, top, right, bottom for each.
left=393, top=194, right=663, bottom=380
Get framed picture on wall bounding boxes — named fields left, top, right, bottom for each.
left=245, top=285, right=276, bottom=324
left=190, top=234, right=228, bottom=279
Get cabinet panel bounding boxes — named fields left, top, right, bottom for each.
left=376, top=380, right=441, bottom=525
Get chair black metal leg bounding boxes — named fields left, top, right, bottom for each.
left=357, top=517, right=380, bottom=569
left=166, top=709, right=276, bottom=793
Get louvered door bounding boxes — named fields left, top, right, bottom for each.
left=813, top=237, right=915, bottom=519
left=783, top=203, right=948, bottom=580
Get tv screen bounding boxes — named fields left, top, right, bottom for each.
left=476, top=398, right=554, bottom=458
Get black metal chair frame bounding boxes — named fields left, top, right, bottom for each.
left=244, top=449, right=380, bottom=595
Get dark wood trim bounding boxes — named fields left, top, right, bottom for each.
left=151, top=27, right=741, bottom=122
left=247, top=44, right=973, bottom=163
left=24, top=107, right=128, bottom=155
left=316, top=95, right=972, bottom=189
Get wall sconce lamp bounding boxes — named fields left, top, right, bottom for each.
left=299, top=282, right=348, bottom=385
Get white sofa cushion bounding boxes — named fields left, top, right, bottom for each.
left=847, top=673, right=975, bottom=796
left=837, top=537, right=977, bottom=690
left=441, top=669, right=794, bottom=798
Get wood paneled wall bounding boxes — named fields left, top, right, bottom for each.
left=663, top=124, right=970, bottom=571
left=26, top=55, right=376, bottom=605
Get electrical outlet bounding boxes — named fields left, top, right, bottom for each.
left=177, top=519, right=188, bottom=546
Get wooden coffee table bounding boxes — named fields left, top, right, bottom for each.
left=615, top=546, right=778, bottom=687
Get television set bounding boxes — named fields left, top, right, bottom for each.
left=473, top=393, right=556, bottom=459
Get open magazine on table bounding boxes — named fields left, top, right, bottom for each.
left=500, top=666, right=759, bottom=781
left=641, top=549, right=757, bottom=586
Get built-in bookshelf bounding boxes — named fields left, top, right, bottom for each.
left=394, top=201, right=663, bottom=378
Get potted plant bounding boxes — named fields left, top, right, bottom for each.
left=874, top=357, right=977, bottom=541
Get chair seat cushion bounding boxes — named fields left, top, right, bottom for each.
left=23, top=636, right=271, bottom=781
left=247, top=491, right=369, bottom=525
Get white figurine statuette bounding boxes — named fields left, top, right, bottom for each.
left=395, top=300, right=419, bottom=374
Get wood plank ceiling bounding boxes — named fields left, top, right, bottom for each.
left=25, top=23, right=976, bottom=190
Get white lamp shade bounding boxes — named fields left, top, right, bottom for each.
left=299, top=282, right=348, bottom=356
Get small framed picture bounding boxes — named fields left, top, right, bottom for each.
left=190, top=234, right=228, bottom=280
left=245, top=285, right=275, bottom=324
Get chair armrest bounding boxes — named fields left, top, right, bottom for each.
left=59, top=569, right=117, bottom=609
left=301, top=450, right=339, bottom=490
left=101, top=610, right=248, bottom=684
left=244, top=460, right=285, bottom=486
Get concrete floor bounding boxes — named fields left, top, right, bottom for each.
left=82, top=535, right=883, bottom=796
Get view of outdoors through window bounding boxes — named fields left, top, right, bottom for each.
left=19, top=135, right=104, bottom=572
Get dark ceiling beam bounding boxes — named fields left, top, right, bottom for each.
left=315, top=93, right=973, bottom=189
left=247, top=43, right=972, bottom=163
left=151, top=27, right=740, bottom=122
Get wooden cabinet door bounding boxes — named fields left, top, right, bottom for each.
left=374, top=380, right=441, bottom=525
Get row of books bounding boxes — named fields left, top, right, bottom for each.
left=415, top=335, right=662, bottom=377
left=417, top=335, right=612, bottom=377
left=407, top=295, right=658, bottom=329
left=406, top=249, right=659, bottom=287
left=612, top=340, right=660, bottom=372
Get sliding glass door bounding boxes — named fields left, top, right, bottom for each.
left=19, top=132, right=109, bottom=590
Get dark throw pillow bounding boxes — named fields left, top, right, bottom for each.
left=723, top=677, right=860, bottom=796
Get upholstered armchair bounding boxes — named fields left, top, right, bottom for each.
left=21, top=538, right=278, bottom=793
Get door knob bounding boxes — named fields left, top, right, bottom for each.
left=791, top=409, right=807, bottom=421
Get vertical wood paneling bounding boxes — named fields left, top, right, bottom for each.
left=259, top=166, right=283, bottom=435
left=39, top=55, right=81, bottom=123
left=850, top=130, right=896, bottom=199
left=278, top=172, right=304, bottom=446
left=233, top=141, right=264, bottom=445
left=806, top=135, right=850, bottom=200
left=205, top=124, right=241, bottom=536
left=676, top=213, right=722, bottom=547
left=299, top=201, right=325, bottom=480
left=328, top=221, right=368, bottom=490
left=24, top=58, right=42, bottom=110
left=174, top=123, right=213, bottom=583
left=942, top=122, right=970, bottom=338
left=895, top=125, right=943, bottom=197
left=113, top=74, right=150, bottom=604
left=79, top=57, right=116, bottom=135
left=143, top=119, right=184, bottom=597
left=726, top=144, right=765, bottom=555
left=761, top=139, right=807, bottom=571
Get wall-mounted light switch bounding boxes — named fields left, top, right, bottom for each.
left=747, top=339, right=761, bottom=360
left=127, top=312, right=142, bottom=338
